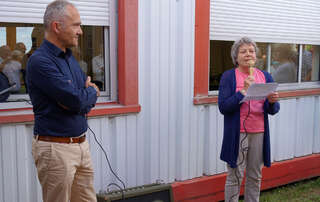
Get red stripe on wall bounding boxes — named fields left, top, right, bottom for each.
left=118, top=0, right=139, bottom=106
left=194, top=0, right=210, bottom=98
left=172, top=154, right=320, bottom=202
left=193, top=88, right=320, bottom=105
left=278, top=89, right=320, bottom=98
left=0, top=104, right=141, bottom=124
left=0, top=114, right=34, bottom=124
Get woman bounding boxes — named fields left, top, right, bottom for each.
left=218, top=37, right=280, bottom=202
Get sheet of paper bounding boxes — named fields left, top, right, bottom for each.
left=240, top=83, right=278, bottom=103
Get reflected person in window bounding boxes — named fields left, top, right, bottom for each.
left=22, top=28, right=44, bottom=93
left=271, top=44, right=297, bottom=83
left=301, top=46, right=312, bottom=81
left=2, top=50, right=23, bottom=93
left=218, top=37, right=280, bottom=202
left=27, top=1, right=99, bottom=202
left=14, top=42, right=27, bottom=93
left=73, top=46, right=88, bottom=75
left=0, top=45, right=11, bottom=68
left=92, top=44, right=104, bottom=90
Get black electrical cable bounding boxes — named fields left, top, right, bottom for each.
left=87, top=124, right=126, bottom=200
left=229, top=101, right=251, bottom=202
left=107, top=183, right=125, bottom=200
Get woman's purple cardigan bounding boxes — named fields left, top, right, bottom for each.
left=218, top=68, right=280, bottom=168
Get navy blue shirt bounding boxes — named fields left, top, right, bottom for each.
left=27, top=40, right=97, bottom=137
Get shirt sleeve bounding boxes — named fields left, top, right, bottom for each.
left=79, top=69, right=96, bottom=114
left=28, top=55, right=97, bottom=113
left=218, top=70, right=244, bottom=114
left=263, top=71, right=280, bottom=115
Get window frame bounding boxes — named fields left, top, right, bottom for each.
left=193, top=0, right=320, bottom=105
left=2, top=25, right=112, bottom=104
left=2, top=0, right=117, bottom=102
left=0, top=0, right=140, bottom=124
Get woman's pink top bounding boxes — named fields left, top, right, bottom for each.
left=235, top=68, right=266, bottom=133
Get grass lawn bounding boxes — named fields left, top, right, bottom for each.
left=239, top=176, right=320, bottom=202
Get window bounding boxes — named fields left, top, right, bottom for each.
left=0, top=23, right=113, bottom=103
left=270, top=44, right=298, bottom=84
left=208, top=41, right=320, bottom=91
left=301, top=45, right=319, bottom=82
left=0, top=0, right=121, bottom=108
left=0, top=0, right=140, bottom=123
left=194, top=0, right=320, bottom=104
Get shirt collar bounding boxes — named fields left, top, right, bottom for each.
left=43, top=39, right=72, bottom=59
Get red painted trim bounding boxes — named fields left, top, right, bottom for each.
left=118, top=0, right=139, bottom=106
left=279, top=88, right=320, bottom=98
left=0, top=107, right=32, bottom=112
left=0, top=104, right=141, bottom=124
left=193, top=88, right=320, bottom=105
left=0, top=114, right=35, bottom=124
left=194, top=0, right=210, bottom=98
left=88, top=104, right=141, bottom=117
left=172, top=154, right=320, bottom=202
left=95, top=102, right=117, bottom=106
left=193, top=96, right=218, bottom=105
left=172, top=172, right=227, bottom=202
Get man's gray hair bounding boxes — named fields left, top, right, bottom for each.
left=230, top=36, right=259, bottom=66
left=43, top=0, right=74, bottom=30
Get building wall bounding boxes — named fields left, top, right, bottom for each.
left=1, top=96, right=319, bottom=202
left=0, top=0, right=320, bottom=201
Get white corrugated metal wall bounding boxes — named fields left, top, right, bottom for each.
left=1, top=97, right=320, bottom=202
left=0, top=0, right=320, bottom=201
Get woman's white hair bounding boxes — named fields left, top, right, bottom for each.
left=230, top=36, right=259, bottom=66
left=43, top=0, right=74, bottom=30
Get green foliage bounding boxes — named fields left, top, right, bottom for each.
left=239, top=177, right=320, bottom=202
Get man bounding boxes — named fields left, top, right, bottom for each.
left=27, top=1, right=100, bottom=202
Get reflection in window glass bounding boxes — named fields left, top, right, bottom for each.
left=209, top=40, right=233, bottom=90
left=256, top=43, right=268, bottom=71
left=0, top=27, right=6, bottom=46
left=0, top=24, right=45, bottom=97
left=302, top=45, right=319, bottom=82
left=16, top=27, right=33, bottom=53
left=74, top=26, right=106, bottom=92
left=209, top=40, right=269, bottom=90
left=0, top=23, right=108, bottom=102
left=209, top=40, right=319, bottom=91
left=271, top=44, right=298, bottom=83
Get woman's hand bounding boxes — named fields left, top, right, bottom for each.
left=267, top=92, right=279, bottom=103
left=243, top=75, right=255, bottom=91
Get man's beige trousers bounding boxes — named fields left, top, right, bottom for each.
left=32, top=138, right=97, bottom=202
